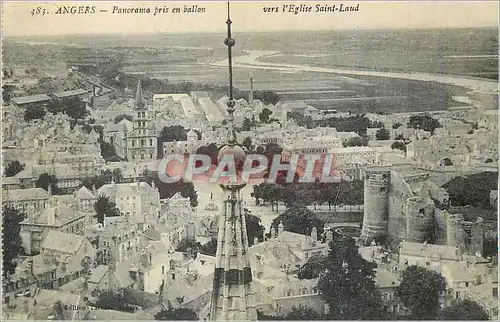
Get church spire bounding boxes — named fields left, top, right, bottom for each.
left=135, top=78, right=145, bottom=109
left=224, top=1, right=237, bottom=145
left=209, top=3, right=257, bottom=321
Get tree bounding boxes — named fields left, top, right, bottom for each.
left=257, top=310, right=284, bottom=320
left=114, top=114, right=133, bottom=123
left=176, top=238, right=200, bottom=252
left=242, top=117, right=257, bottom=131
left=24, top=104, right=46, bottom=122
left=159, top=125, right=188, bottom=143
left=392, top=122, right=402, bottom=129
left=442, top=158, right=453, bottom=166
left=343, top=136, right=369, bottom=147
left=35, top=173, right=61, bottom=194
left=259, top=108, right=273, bottom=124
left=319, top=234, right=387, bottom=320
left=179, top=181, right=199, bottom=208
left=298, top=254, right=327, bottom=279
left=397, top=265, right=445, bottom=319
left=47, top=97, right=89, bottom=120
left=442, top=171, right=498, bottom=207
left=408, top=114, right=441, bottom=135
left=99, top=140, right=122, bottom=162
left=391, top=141, right=407, bottom=152
left=193, top=129, right=202, bottom=140
left=285, top=306, right=322, bottom=320
left=94, top=195, right=121, bottom=224
left=254, top=90, right=280, bottom=105
left=154, top=308, right=198, bottom=320
left=3, top=206, right=26, bottom=277
left=245, top=209, right=265, bottom=246
left=5, top=160, right=25, bottom=177
left=375, top=128, right=390, bottom=140
left=242, top=137, right=254, bottom=152
left=196, top=143, right=220, bottom=165
left=199, top=239, right=217, bottom=256
left=93, top=290, right=135, bottom=312
left=271, top=205, right=324, bottom=236
left=442, top=299, right=489, bottom=320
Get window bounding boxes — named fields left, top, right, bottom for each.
left=172, top=274, right=175, bottom=280
left=313, top=286, right=318, bottom=293
left=162, top=266, right=165, bottom=274
left=465, top=282, right=469, bottom=287
left=286, top=290, right=292, bottom=297
left=404, top=260, right=409, bottom=265
left=301, top=289, right=307, bottom=295
left=426, top=262, right=430, bottom=266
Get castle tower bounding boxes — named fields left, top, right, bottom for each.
left=127, top=78, right=158, bottom=161
left=470, top=217, right=484, bottom=256
left=446, top=214, right=466, bottom=251
left=209, top=3, right=257, bottom=320
left=405, top=197, right=434, bottom=243
left=359, top=168, right=391, bottom=245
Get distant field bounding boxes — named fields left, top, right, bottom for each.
left=4, top=27, right=494, bottom=113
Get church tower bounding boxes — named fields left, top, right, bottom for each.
left=127, top=78, right=158, bottom=161
left=209, top=3, right=257, bottom=320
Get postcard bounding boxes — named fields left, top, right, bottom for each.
left=1, top=1, right=498, bottom=321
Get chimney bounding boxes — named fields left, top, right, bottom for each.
left=311, top=227, right=318, bottom=241
left=48, top=184, right=52, bottom=196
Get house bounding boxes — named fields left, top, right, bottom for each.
left=20, top=196, right=89, bottom=255
left=40, top=230, right=95, bottom=285
left=2, top=187, right=50, bottom=218
left=398, top=242, right=462, bottom=272
left=97, top=181, right=160, bottom=229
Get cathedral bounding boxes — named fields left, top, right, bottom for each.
left=113, top=79, right=158, bottom=161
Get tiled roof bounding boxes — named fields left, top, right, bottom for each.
left=88, top=265, right=109, bottom=284
left=11, top=94, right=51, bottom=105
left=3, top=187, right=49, bottom=202
left=142, top=228, right=162, bottom=241
left=400, top=242, right=459, bottom=261
left=74, top=185, right=96, bottom=200
left=97, top=181, right=155, bottom=199
left=41, top=230, right=85, bottom=254
left=442, top=262, right=477, bottom=282
left=28, top=204, right=85, bottom=227
left=52, top=89, right=89, bottom=98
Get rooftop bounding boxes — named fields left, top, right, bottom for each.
left=400, top=242, right=460, bottom=261
left=51, top=88, right=89, bottom=99
left=3, top=187, right=49, bottom=202
left=41, top=230, right=85, bottom=254
left=11, top=94, right=51, bottom=105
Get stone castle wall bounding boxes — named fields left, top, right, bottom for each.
left=359, top=168, right=391, bottom=244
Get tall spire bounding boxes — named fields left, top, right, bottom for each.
left=224, top=1, right=237, bottom=145
left=209, top=3, right=257, bottom=321
left=249, top=77, right=254, bottom=105
left=135, top=78, right=145, bottom=109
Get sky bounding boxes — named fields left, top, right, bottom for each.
left=2, top=1, right=499, bottom=37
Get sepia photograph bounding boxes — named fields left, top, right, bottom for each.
left=1, top=0, right=499, bottom=320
